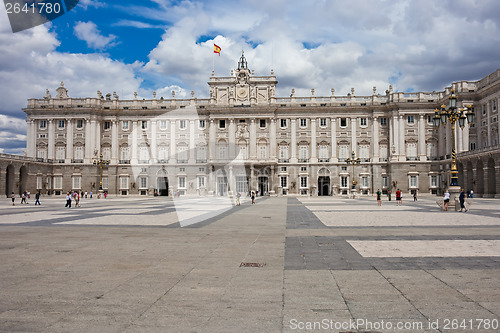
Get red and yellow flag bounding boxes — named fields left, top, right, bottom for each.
left=214, top=44, right=221, bottom=56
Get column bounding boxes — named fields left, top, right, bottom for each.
left=84, top=118, right=91, bottom=163
left=151, top=120, right=157, bottom=163
left=270, top=118, right=277, bottom=159
left=27, top=119, right=36, bottom=158
left=391, top=115, right=399, bottom=160
left=209, top=119, right=216, bottom=160
left=170, top=120, right=176, bottom=164
left=351, top=117, right=357, bottom=155
left=66, top=119, right=73, bottom=163
left=463, top=123, right=470, bottom=153
left=311, top=118, right=317, bottom=163
left=372, top=117, right=379, bottom=161
left=90, top=119, right=97, bottom=157
left=457, top=122, right=463, bottom=152
left=228, top=119, right=235, bottom=160
left=48, top=119, right=55, bottom=160
left=111, top=120, right=118, bottom=164
left=290, top=118, right=297, bottom=163
left=131, top=121, right=138, bottom=164
left=438, top=123, right=446, bottom=159
left=249, top=118, right=257, bottom=160
left=418, top=115, right=426, bottom=160
left=330, top=118, right=337, bottom=162
left=189, top=119, right=196, bottom=163
left=95, top=119, right=101, bottom=155
left=399, top=115, right=405, bottom=161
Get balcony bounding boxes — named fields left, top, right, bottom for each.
left=57, top=159, right=65, bottom=163
left=138, top=160, right=150, bottom=164
left=71, top=159, right=83, bottom=163
left=298, top=159, right=309, bottom=163
left=196, top=159, right=207, bottom=163
left=278, top=159, right=289, bottom=163
left=318, top=158, right=330, bottom=163
left=406, top=157, right=419, bottom=161
left=379, top=158, right=388, bottom=162
left=360, top=158, right=370, bottom=162
left=178, top=160, right=188, bottom=164
left=157, top=159, right=168, bottom=163
left=119, top=160, right=130, bottom=164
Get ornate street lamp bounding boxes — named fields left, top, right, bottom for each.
left=346, top=151, right=360, bottom=191
left=92, top=153, right=110, bottom=191
left=432, top=89, right=475, bottom=187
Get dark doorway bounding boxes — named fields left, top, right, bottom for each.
left=258, top=176, right=268, bottom=196
left=158, top=177, right=169, bottom=196
left=19, top=166, right=28, bottom=195
left=5, top=164, right=15, bottom=197
left=318, top=176, right=330, bottom=196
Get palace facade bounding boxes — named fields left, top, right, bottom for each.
left=4, top=54, right=499, bottom=197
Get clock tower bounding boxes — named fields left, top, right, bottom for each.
left=208, top=52, right=277, bottom=106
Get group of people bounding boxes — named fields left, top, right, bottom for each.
left=443, top=188, right=470, bottom=212
left=376, top=188, right=403, bottom=206
left=10, top=191, right=41, bottom=206
left=65, top=191, right=82, bottom=208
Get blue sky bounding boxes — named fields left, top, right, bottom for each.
left=1, top=0, right=500, bottom=154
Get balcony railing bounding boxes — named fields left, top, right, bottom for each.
left=278, top=159, right=289, bottom=163
left=318, top=158, right=330, bottom=163
left=406, top=157, right=419, bottom=161
left=119, top=160, right=130, bottom=164
left=157, top=159, right=168, bottom=163
left=196, top=159, right=207, bottom=163
left=57, top=159, right=65, bottom=163
left=178, top=160, right=188, bottom=164
left=298, top=159, right=309, bottom=163
left=379, top=158, right=388, bottom=162
left=71, top=159, right=83, bottom=163
left=360, top=158, right=370, bottom=162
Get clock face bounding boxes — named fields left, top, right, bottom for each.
left=237, top=88, right=248, bottom=99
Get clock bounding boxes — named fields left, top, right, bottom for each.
left=237, top=88, right=248, bottom=99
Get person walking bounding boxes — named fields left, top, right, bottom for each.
left=443, top=190, right=450, bottom=211
left=65, top=192, right=72, bottom=208
left=459, top=188, right=467, bottom=212
left=413, top=191, right=417, bottom=202
left=74, top=191, right=80, bottom=207
left=20, top=191, right=27, bottom=204
left=470, top=189, right=474, bottom=198
left=84, top=191, right=88, bottom=198
left=251, top=191, right=255, bottom=205
left=395, top=189, right=402, bottom=206
left=236, top=192, right=241, bottom=206
left=376, top=189, right=382, bottom=206
left=34, top=191, right=41, bottom=205
left=90, top=191, right=93, bottom=199
left=387, top=189, right=392, bottom=201
left=11, top=192, right=15, bottom=206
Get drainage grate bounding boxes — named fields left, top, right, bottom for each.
left=240, top=262, right=266, bottom=267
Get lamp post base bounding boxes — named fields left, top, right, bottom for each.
left=448, top=185, right=461, bottom=211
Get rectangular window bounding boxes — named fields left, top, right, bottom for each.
left=72, top=176, right=81, bottom=190
left=236, top=176, right=248, bottom=193
left=141, top=121, right=148, bottom=130
left=409, top=175, right=418, bottom=187
left=37, top=149, right=47, bottom=159
left=340, top=118, right=347, bottom=127
left=361, top=177, right=369, bottom=188
left=37, top=176, right=43, bottom=190
left=178, top=146, right=188, bottom=162
left=339, top=145, right=349, bottom=160
left=54, top=176, right=63, bottom=190
left=360, top=118, right=367, bottom=126
left=341, top=176, right=348, bottom=188
left=319, top=145, right=328, bottom=159
left=58, top=120, right=65, bottom=129
left=280, top=176, right=288, bottom=188
left=320, top=118, right=327, bottom=127
left=140, top=177, right=147, bottom=189
left=197, top=146, right=206, bottom=161
left=430, top=175, right=438, bottom=187
left=359, top=145, right=370, bottom=161
left=259, top=145, right=267, bottom=159
left=219, top=119, right=226, bottom=129
left=120, top=147, right=129, bottom=160
left=76, top=120, right=83, bottom=129
left=160, top=120, right=167, bottom=130
left=55, top=146, right=65, bottom=160
left=299, top=146, right=308, bottom=161
left=178, top=177, right=186, bottom=189
left=301, top=166, right=307, bottom=171
left=40, top=120, right=47, bottom=129
left=199, top=120, right=206, bottom=129
left=179, top=120, right=186, bottom=129
left=300, top=176, right=308, bottom=188
left=102, top=177, right=108, bottom=190
left=102, top=147, right=111, bottom=160
left=260, top=119, right=266, bottom=128
left=197, top=176, right=206, bottom=189
left=279, top=146, right=289, bottom=160
left=120, top=177, right=129, bottom=189
left=104, top=121, right=111, bottom=130
left=281, top=167, right=287, bottom=172
left=280, top=119, right=287, bottom=128
left=122, top=121, right=129, bottom=130
left=407, top=115, right=414, bottom=124
left=382, top=176, right=388, bottom=188
left=380, top=117, right=387, bottom=126
left=300, top=119, right=307, bottom=128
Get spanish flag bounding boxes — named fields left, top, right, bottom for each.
left=214, top=44, right=221, bottom=56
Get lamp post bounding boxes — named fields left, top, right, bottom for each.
left=433, top=89, right=474, bottom=208
left=346, top=151, right=360, bottom=197
left=92, top=153, right=110, bottom=192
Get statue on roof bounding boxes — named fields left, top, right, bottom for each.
left=237, top=51, right=248, bottom=70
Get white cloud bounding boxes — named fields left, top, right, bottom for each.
left=78, top=0, right=105, bottom=10
left=74, top=21, right=118, bottom=50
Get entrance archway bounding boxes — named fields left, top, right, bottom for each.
left=258, top=176, right=269, bottom=196
left=157, top=177, right=169, bottom=196
left=5, top=164, right=15, bottom=197
left=19, top=165, right=28, bottom=195
left=318, top=176, right=330, bottom=196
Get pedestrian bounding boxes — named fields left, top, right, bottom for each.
left=85, top=191, right=88, bottom=198
left=104, top=192, right=107, bottom=199
left=376, top=189, right=382, bottom=206
left=413, top=191, right=417, bottom=202
left=395, top=188, right=402, bottom=206
left=251, top=191, right=255, bottom=205
left=470, top=189, right=474, bottom=199
left=459, top=188, right=467, bottom=212
left=236, top=192, right=241, bottom=206
left=34, top=191, right=41, bottom=205
left=27, top=191, right=31, bottom=199
left=20, top=191, right=27, bottom=204
left=74, top=191, right=80, bottom=207
left=11, top=192, right=15, bottom=206
left=90, top=191, right=93, bottom=199
left=466, top=189, right=470, bottom=198
left=65, top=192, right=72, bottom=208
left=387, top=189, right=392, bottom=201
left=443, top=190, right=450, bottom=211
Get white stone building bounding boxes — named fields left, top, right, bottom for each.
left=17, top=54, right=499, bottom=197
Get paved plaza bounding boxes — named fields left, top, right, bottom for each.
left=0, top=194, right=499, bottom=332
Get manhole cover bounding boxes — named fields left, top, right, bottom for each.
left=240, top=262, right=266, bottom=267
